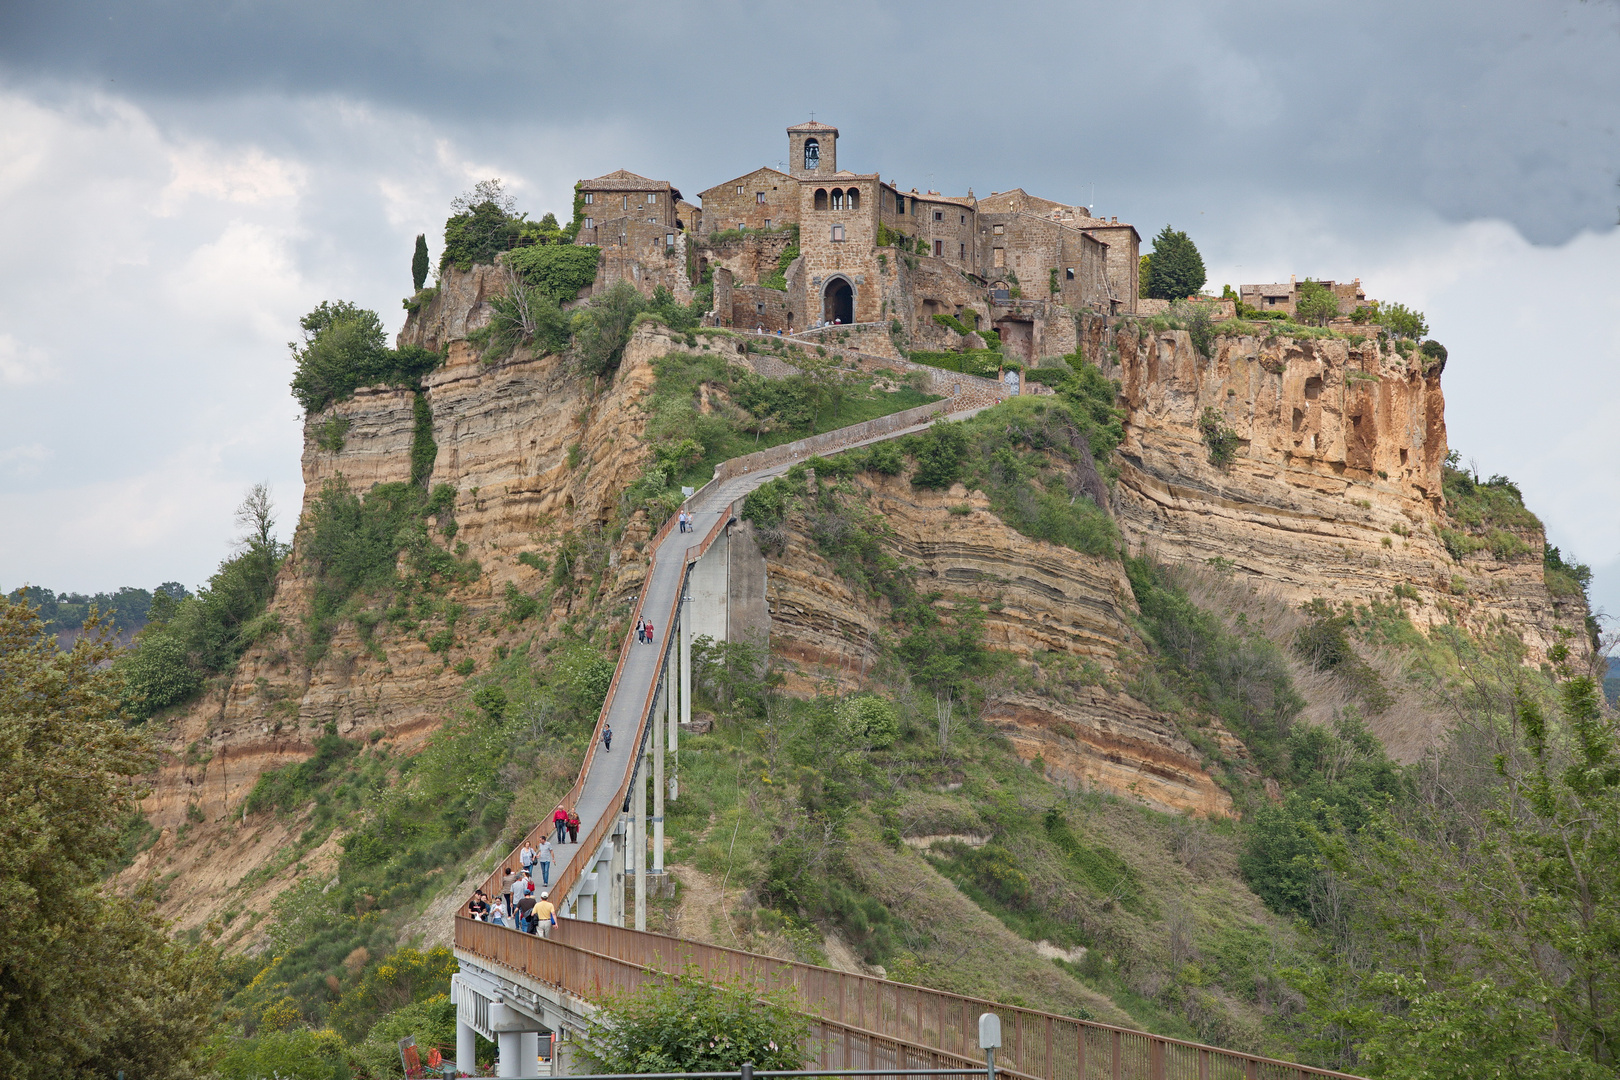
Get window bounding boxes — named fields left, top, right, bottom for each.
left=1066, top=267, right=1075, bottom=280
left=993, top=247, right=1005, bottom=267
left=647, top=193, right=657, bottom=204
left=910, top=200, right=917, bottom=216
left=803, top=138, right=820, bottom=170
left=959, top=244, right=966, bottom=260
left=583, top=217, right=593, bottom=229
left=583, top=192, right=594, bottom=205
left=831, top=224, right=845, bottom=242
left=992, top=223, right=1004, bottom=235
left=814, top=188, right=828, bottom=211
left=764, top=219, right=772, bottom=229
left=666, top=233, right=675, bottom=247
left=622, top=195, right=629, bottom=209
left=848, top=188, right=859, bottom=209
left=960, top=214, right=966, bottom=224
left=736, top=185, right=744, bottom=195
left=831, top=189, right=844, bottom=210
left=934, top=239, right=944, bottom=258
left=895, top=194, right=905, bottom=214
left=756, top=191, right=766, bottom=204
left=933, top=210, right=943, bottom=222
left=738, top=222, right=745, bottom=230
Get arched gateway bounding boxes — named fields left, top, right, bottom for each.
left=822, top=278, right=853, bottom=325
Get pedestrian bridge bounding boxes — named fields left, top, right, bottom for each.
left=449, top=377, right=1365, bottom=1080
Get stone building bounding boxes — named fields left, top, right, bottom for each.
left=1240, top=277, right=1368, bottom=317
left=573, top=121, right=1141, bottom=360
left=696, top=167, right=796, bottom=236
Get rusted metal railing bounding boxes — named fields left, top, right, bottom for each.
left=456, top=918, right=1364, bottom=1080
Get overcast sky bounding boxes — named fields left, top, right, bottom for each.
left=2, top=0, right=1618, bottom=623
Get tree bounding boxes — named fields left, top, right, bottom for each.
left=0, top=599, right=223, bottom=1078
left=411, top=233, right=430, bottom=291
left=1294, top=279, right=1340, bottom=326
left=1380, top=302, right=1429, bottom=340
left=582, top=967, right=809, bottom=1073
left=1146, top=226, right=1206, bottom=300
left=1138, top=253, right=1152, bottom=298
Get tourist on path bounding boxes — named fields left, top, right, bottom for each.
left=603, top=723, right=613, bottom=751
left=468, top=892, right=489, bottom=921
left=536, top=838, right=553, bottom=885
left=520, top=841, right=536, bottom=877
left=535, top=891, right=557, bottom=937
left=489, top=895, right=507, bottom=928
left=566, top=809, right=580, bottom=843
left=644, top=622, right=655, bottom=645
left=516, top=893, right=537, bottom=933
left=500, top=865, right=520, bottom=912
left=553, top=805, right=568, bottom=844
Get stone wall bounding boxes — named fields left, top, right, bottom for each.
left=731, top=284, right=794, bottom=333
left=592, top=221, right=694, bottom=303
left=698, top=231, right=796, bottom=287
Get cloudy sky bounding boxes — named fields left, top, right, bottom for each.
left=2, top=0, right=1618, bottom=621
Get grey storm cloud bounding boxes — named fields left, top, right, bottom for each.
left=3, top=0, right=1617, bottom=246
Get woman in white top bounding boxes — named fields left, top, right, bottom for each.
left=489, top=896, right=508, bottom=927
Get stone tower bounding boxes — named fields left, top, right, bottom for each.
left=787, top=120, right=837, bottom=179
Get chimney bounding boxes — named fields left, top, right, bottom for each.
left=1110, top=216, right=1117, bottom=223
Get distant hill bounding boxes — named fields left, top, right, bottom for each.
left=4, top=582, right=191, bottom=646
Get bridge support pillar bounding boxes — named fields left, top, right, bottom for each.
left=520, top=1032, right=540, bottom=1077
left=666, top=642, right=679, bottom=802
left=457, top=1017, right=476, bottom=1075
left=633, top=747, right=647, bottom=931
left=679, top=595, right=692, bottom=734
left=497, top=1032, right=523, bottom=1079
left=653, top=684, right=665, bottom=874
left=609, top=822, right=626, bottom=926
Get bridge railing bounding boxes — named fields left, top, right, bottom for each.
left=457, top=917, right=1364, bottom=1080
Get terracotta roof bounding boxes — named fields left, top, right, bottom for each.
left=580, top=169, right=673, bottom=192
left=787, top=120, right=839, bottom=133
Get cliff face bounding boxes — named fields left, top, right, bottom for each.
left=119, top=276, right=1582, bottom=939
left=120, top=276, right=688, bottom=936
left=760, top=473, right=1233, bottom=818
left=1091, top=318, right=1585, bottom=664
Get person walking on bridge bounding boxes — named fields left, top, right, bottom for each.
left=536, top=837, right=553, bottom=885
left=644, top=621, right=655, bottom=645
left=552, top=804, right=568, bottom=844
left=602, top=722, right=613, bottom=751
left=520, top=840, right=536, bottom=878
left=566, top=808, right=580, bottom=843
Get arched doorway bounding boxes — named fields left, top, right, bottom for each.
left=822, top=278, right=853, bottom=325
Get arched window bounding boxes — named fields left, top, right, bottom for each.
left=847, top=187, right=860, bottom=209
left=804, top=139, right=820, bottom=171
left=831, top=189, right=844, bottom=210
left=814, top=188, right=828, bottom=211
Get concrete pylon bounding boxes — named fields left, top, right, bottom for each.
left=653, top=680, right=666, bottom=874
left=633, top=747, right=647, bottom=931
left=666, top=638, right=679, bottom=801
left=457, top=1017, right=476, bottom=1076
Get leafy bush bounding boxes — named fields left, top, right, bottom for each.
left=440, top=198, right=523, bottom=271
left=582, top=967, right=809, bottom=1073
left=759, top=235, right=800, bottom=292
left=349, top=994, right=462, bottom=1079
left=1197, top=407, right=1240, bottom=468
left=506, top=243, right=602, bottom=303
left=910, top=420, right=969, bottom=488
left=246, top=726, right=361, bottom=815
left=290, top=301, right=443, bottom=413
left=118, top=487, right=287, bottom=720
left=209, top=1026, right=347, bottom=1080
left=572, top=280, right=646, bottom=377
left=1294, top=280, right=1340, bottom=326
left=834, top=694, right=899, bottom=748
left=1379, top=302, right=1429, bottom=340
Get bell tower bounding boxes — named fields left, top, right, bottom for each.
left=787, top=120, right=837, bottom=179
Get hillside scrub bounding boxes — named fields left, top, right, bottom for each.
left=117, top=485, right=288, bottom=721
left=291, top=301, right=443, bottom=414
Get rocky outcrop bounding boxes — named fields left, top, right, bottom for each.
left=761, top=473, right=1233, bottom=817
left=1090, top=318, right=1586, bottom=663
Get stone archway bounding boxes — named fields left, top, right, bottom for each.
left=822, top=277, right=854, bottom=325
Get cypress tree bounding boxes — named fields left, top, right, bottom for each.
left=411, top=233, right=429, bottom=291
left=1146, top=226, right=1206, bottom=300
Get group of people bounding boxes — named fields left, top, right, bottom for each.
left=467, top=865, right=554, bottom=935
left=635, top=618, right=657, bottom=644
left=467, top=805, right=587, bottom=934
left=677, top=508, right=694, bottom=532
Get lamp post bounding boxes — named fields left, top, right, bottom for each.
left=979, top=1012, right=1002, bottom=1080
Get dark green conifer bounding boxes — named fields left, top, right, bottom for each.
left=412, top=233, right=429, bottom=291
left=1146, top=226, right=1206, bottom=300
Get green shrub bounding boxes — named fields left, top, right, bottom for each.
left=834, top=694, right=899, bottom=748
left=1146, top=225, right=1206, bottom=299
left=410, top=393, right=436, bottom=486
left=440, top=200, right=523, bottom=271
left=505, top=243, right=601, bottom=302
left=1380, top=302, right=1429, bottom=340
left=1197, top=407, right=1240, bottom=468
left=911, top=420, right=969, bottom=488
left=246, top=727, right=361, bottom=815
left=583, top=967, right=809, bottom=1073
left=314, top=415, right=350, bottom=453
left=1294, top=279, right=1340, bottom=326
left=571, top=281, right=645, bottom=377
left=290, top=301, right=443, bottom=413
left=210, top=1026, right=347, bottom=1080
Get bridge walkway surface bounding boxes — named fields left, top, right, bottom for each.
left=451, top=390, right=1367, bottom=1080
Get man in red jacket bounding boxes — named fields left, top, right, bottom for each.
left=552, top=805, right=568, bottom=844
